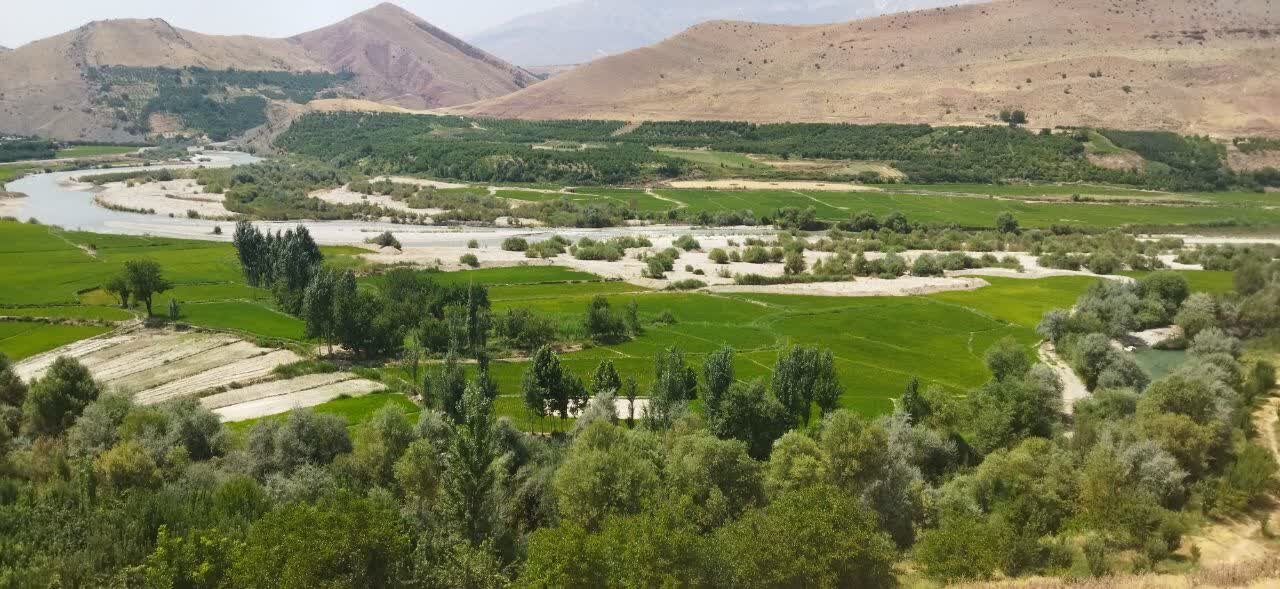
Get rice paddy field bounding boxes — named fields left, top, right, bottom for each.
left=0, top=220, right=367, bottom=355
left=0, top=215, right=1255, bottom=426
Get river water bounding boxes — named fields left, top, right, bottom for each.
left=3, top=153, right=773, bottom=247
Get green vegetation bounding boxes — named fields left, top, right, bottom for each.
left=86, top=66, right=349, bottom=140
left=54, top=144, right=139, bottom=158
left=0, top=138, right=56, bottom=163
left=278, top=113, right=1276, bottom=191
left=0, top=220, right=379, bottom=341
left=0, top=323, right=111, bottom=360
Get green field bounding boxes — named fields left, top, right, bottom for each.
left=479, top=275, right=1098, bottom=416
left=227, top=392, right=421, bottom=433
left=54, top=145, right=139, bottom=159
left=652, top=187, right=1280, bottom=229
left=0, top=220, right=356, bottom=341
left=0, top=322, right=111, bottom=360
left=1121, top=270, right=1235, bottom=294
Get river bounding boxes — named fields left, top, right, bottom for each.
left=2, top=153, right=774, bottom=248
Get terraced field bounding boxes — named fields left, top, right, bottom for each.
left=14, top=328, right=384, bottom=421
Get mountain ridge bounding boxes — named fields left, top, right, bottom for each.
left=470, top=0, right=980, bottom=67
left=455, top=0, right=1280, bottom=137
left=0, top=3, right=531, bottom=140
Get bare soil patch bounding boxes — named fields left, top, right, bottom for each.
left=94, top=179, right=237, bottom=219
left=211, top=378, right=385, bottom=422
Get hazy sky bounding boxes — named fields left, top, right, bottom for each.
left=0, top=0, right=574, bottom=48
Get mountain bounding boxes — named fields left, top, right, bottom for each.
left=292, top=3, right=536, bottom=110
left=0, top=3, right=533, bottom=141
left=471, top=0, right=978, bottom=67
left=456, top=0, right=1280, bottom=137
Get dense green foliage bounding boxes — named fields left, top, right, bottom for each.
left=277, top=113, right=685, bottom=185
left=0, top=138, right=56, bottom=163
left=277, top=113, right=1255, bottom=190
left=86, top=66, right=348, bottom=140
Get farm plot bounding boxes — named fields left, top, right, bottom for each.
left=14, top=327, right=386, bottom=420
left=482, top=276, right=1097, bottom=416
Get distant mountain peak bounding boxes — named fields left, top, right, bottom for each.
left=0, top=4, right=536, bottom=141
left=469, top=0, right=982, bottom=67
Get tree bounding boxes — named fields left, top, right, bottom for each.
left=716, top=486, right=896, bottom=589
left=231, top=496, right=410, bottom=587
left=915, top=512, right=1006, bottom=582
left=899, top=377, right=931, bottom=424
left=522, top=346, right=565, bottom=431
left=995, top=211, right=1020, bottom=234
left=969, top=365, right=1062, bottom=455
left=442, top=383, right=500, bottom=546
left=553, top=420, right=660, bottom=531
left=709, top=379, right=791, bottom=460
left=666, top=433, right=764, bottom=527
left=1235, top=261, right=1267, bottom=296
left=590, top=359, right=622, bottom=396
left=424, top=355, right=467, bottom=422
left=702, top=345, right=735, bottom=419
left=647, top=346, right=698, bottom=428
left=985, top=336, right=1031, bottom=382
left=0, top=353, right=26, bottom=408
left=301, top=267, right=337, bottom=352
left=23, top=356, right=101, bottom=436
left=246, top=409, right=351, bottom=477
left=124, top=259, right=172, bottom=316
left=105, top=274, right=130, bottom=308
left=625, top=297, right=641, bottom=335
left=820, top=411, right=890, bottom=494
left=584, top=295, right=627, bottom=343
left=1176, top=293, right=1217, bottom=339
left=232, top=220, right=269, bottom=287
left=771, top=345, right=842, bottom=425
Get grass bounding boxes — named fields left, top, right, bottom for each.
left=178, top=302, right=305, bottom=341
left=0, top=306, right=133, bottom=321
left=0, top=322, right=111, bottom=360
left=226, top=392, right=420, bottom=434
left=1120, top=270, right=1235, bottom=294
left=0, top=220, right=360, bottom=341
left=54, top=145, right=139, bottom=159
left=656, top=186, right=1280, bottom=229
left=483, top=276, right=1097, bottom=417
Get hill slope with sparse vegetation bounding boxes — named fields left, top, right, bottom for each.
left=455, top=0, right=1280, bottom=137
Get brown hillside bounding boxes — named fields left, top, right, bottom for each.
left=0, top=19, right=322, bottom=141
left=454, top=0, right=1280, bottom=137
left=0, top=3, right=534, bottom=140
left=291, top=3, right=538, bottom=110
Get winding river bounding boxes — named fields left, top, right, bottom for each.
left=3, top=153, right=774, bottom=248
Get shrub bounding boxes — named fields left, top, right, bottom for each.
left=502, top=237, right=529, bottom=252
left=467, top=239, right=479, bottom=249
left=367, top=231, right=401, bottom=250
left=674, top=235, right=701, bottom=251
left=709, top=248, right=730, bottom=264
left=668, top=279, right=707, bottom=291
left=643, top=257, right=666, bottom=280
left=459, top=253, right=480, bottom=268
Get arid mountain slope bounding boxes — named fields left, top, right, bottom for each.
left=0, top=3, right=533, bottom=140
left=292, top=3, right=536, bottom=110
left=471, top=0, right=979, bottom=67
left=456, top=0, right=1280, bottom=137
